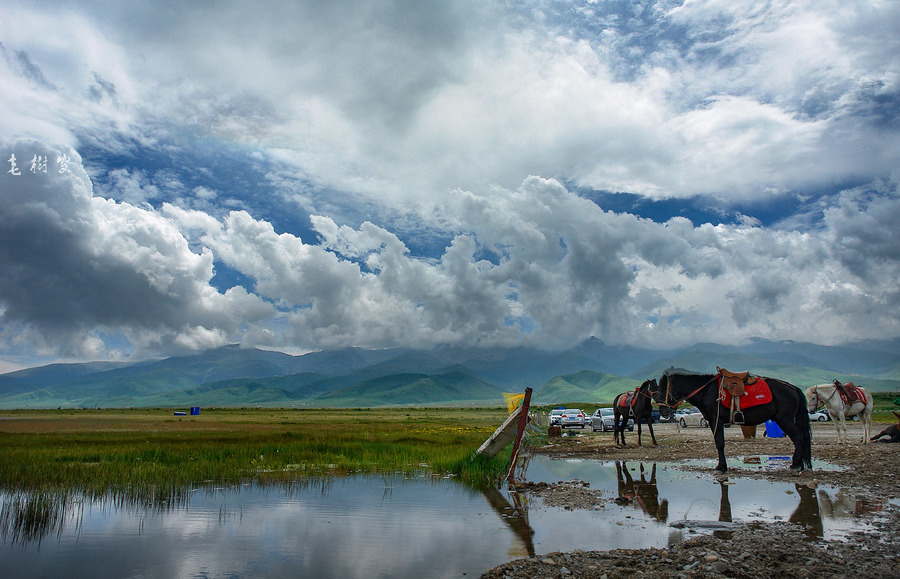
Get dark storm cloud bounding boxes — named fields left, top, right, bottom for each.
left=0, top=140, right=272, bottom=356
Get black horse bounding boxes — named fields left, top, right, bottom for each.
left=612, top=378, right=658, bottom=447
left=653, top=368, right=812, bottom=473
left=615, top=461, right=668, bottom=522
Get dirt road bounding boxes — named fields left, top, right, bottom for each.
left=481, top=421, right=900, bottom=578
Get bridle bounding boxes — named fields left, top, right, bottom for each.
left=637, top=379, right=657, bottom=402
left=809, top=384, right=838, bottom=410
left=656, top=372, right=720, bottom=409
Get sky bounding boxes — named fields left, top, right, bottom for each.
left=1, top=0, right=899, bottom=372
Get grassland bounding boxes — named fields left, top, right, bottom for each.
left=0, top=407, right=520, bottom=500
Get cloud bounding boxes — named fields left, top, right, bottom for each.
left=1, top=1, right=900, bottom=366
left=2, top=138, right=900, bottom=363
left=0, top=1, right=897, bottom=212
left=0, top=139, right=273, bottom=358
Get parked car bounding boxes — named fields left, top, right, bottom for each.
left=809, top=410, right=830, bottom=422
left=677, top=406, right=708, bottom=428
left=590, top=408, right=634, bottom=432
left=649, top=409, right=675, bottom=423
left=549, top=409, right=566, bottom=426
left=559, top=408, right=588, bottom=428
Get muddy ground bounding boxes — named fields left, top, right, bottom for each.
left=481, top=421, right=900, bottom=578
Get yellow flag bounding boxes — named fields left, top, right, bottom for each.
left=503, top=393, right=525, bottom=414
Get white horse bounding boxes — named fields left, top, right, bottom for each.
left=805, top=383, right=873, bottom=444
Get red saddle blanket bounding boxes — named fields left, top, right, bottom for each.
left=836, top=383, right=867, bottom=406
left=618, top=390, right=638, bottom=408
left=720, top=378, right=772, bottom=409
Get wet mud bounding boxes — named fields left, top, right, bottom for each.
left=481, top=422, right=900, bottom=578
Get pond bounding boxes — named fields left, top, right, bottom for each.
left=1, top=456, right=882, bottom=578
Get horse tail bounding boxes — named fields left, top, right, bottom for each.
left=793, top=386, right=813, bottom=469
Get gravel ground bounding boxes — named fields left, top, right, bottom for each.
left=480, top=421, right=900, bottom=579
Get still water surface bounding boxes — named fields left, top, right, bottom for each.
left=1, top=456, right=880, bottom=578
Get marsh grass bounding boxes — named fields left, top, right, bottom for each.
left=0, top=407, right=518, bottom=498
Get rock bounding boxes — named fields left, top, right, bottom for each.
left=710, top=561, right=729, bottom=573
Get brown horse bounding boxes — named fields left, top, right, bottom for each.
left=612, top=379, right=658, bottom=447
left=871, top=411, right=900, bottom=443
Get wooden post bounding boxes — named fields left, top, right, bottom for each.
left=505, top=387, right=533, bottom=482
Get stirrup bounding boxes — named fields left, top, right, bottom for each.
left=732, top=411, right=745, bottom=425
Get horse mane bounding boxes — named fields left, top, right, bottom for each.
left=661, top=367, right=715, bottom=378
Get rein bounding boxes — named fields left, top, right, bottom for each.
left=811, top=385, right=839, bottom=409
left=661, top=373, right=720, bottom=408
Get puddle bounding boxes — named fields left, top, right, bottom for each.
left=518, top=456, right=881, bottom=549
left=0, top=457, right=887, bottom=576
left=680, top=455, right=848, bottom=472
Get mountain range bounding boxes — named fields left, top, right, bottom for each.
left=1, top=337, right=898, bottom=409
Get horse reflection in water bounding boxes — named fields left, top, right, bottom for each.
left=817, top=488, right=883, bottom=519
left=675, top=480, right=825, bottom=541
left=615, top=462, right=668, bottom=522
left=789, top=483, right=824, bottom=540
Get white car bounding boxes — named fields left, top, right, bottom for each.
left=677, top=406, right=708, bottom=428
left=809, top=410, right=830, bottom=422
left=559, top=408, right=588, bottom=428
left=590, top=408, right=634, bottom=432
left=549, top=409, right=566, bottom=426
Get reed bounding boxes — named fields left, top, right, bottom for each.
left=0, top=407, right=517, bottom=495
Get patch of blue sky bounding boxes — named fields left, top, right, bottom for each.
left=83, top=134, right=458, bottom=264
left=517, top=0, right=697, bottom=82
left=504, top=315, right=536, bottom=336
left=558, top=237, right=569, bottom=261
left=863, top=90, right=900, bottom=129
left=574, top=186, right=733, bottom=226
left=77, top=137, right=320, bottom=240
left=93, top=330, right=135, bottom=357
left=573, top=183, right=870, bottom=231
left=210, top=260, right=258, bottom=296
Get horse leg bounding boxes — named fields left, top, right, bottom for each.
left=711, top=423, right=728, bottom=473
left=862, top=409, right=872, bottom=444
left=778, top=420, right=809, bottom=471
left=646, top=416, right=658, bottom=447
left=636, top=419, right=642, bottom=446
left=614, top=413, right=624, bottom=447
left=832, top=412, right=845, bottom=444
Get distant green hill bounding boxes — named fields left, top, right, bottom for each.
left=1, top=339, right=897, bottom=408
left=120, top=380, right=297, bottom=407
left=312, top=370, right=504, bottom=407
left=534, top=370, right=642, bottom=405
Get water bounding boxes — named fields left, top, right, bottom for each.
left=522, top=456, right=881, bottom=549
left=1, top=458, right=881, bottom=578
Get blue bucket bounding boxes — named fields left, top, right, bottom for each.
left=765, top=420, right=784, bottom=438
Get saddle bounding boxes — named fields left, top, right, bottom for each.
left=618, top=390, right=639, bottom=417
left=717, top=367, right=758, bottom=424
left=832, top=380, right=867, bottom=405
